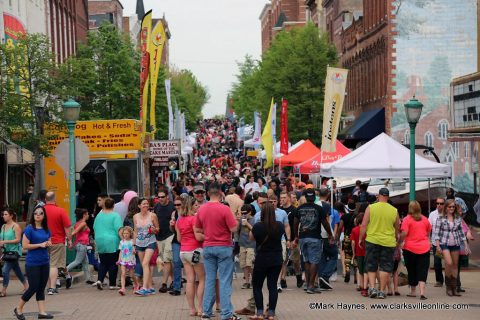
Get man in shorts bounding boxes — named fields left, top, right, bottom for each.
left=153, top=189, right=175, bottom=293
left=359, top=188, right=400, bottom=299
left=44, top=192, right=72, bottom=295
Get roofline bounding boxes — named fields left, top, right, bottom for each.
left=451, top=71, right=480, bottom=85
left=259, top=3, right=272, bottom=20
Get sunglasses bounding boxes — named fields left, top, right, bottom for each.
left=34, top=212, right=44, bottom=216
left=158, top=196, right=166, bottom=199
left=447, top=205, right=456, bottom=208
left=436, top=202, right=445, bottom=205
left=174, top=203, right=182, bottom=207
left=195, top=191, right=205, bottom=194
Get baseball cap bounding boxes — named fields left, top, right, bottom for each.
left=193, top=183, right=206, bottom=193
left=304, top=188, right=316, bottom=201
left=378, top=188, right=390, bottom=197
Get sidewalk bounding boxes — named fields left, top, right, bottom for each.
left=0, top=270, right=479, bottom=320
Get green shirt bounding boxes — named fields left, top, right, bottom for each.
left=0, top=224, right=22, bottom=255
left=365, top=202, right=398, bottom=247
left=93, top=211, right=122, bottom=254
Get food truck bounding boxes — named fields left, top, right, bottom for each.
left=43, top=119, right=145, bottom=213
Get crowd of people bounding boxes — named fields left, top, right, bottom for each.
left=0, top=118, right=478, bottom=320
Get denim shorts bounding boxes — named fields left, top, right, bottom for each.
left=299, top=237, right=322, bottom=264
left=135, top=242, right=157, bottom=252
left=440, top=244, right=460, bottom=251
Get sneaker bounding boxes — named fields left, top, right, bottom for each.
left=329, top=273, right=337, bottom=282
left=241, top=283, right=250, bottom=289
left=167, top=282, right=174, bottom=292
left=169, top=290, right=181, bottom=296
left=134, top=288, right=149, bottom=296
left=344, top=273, right=350, bottom=283
left=66, top=275, right=72, bottom=289
left=226, top=315, right=242, bottom=320
left=47, top=288, right=55, bottom=295
left=92, top=281, right=99, bottom=287
left=319, top=277, right=333, bottom=290
left=96, top=281, right=103, bottom=291
left=277, top=285, right=283, bottom=293
left=280, top=279, right=287, bottom=289
left=55, top=280, right=61, bottom=289
left=200, top=315, right=211, bottom=319
left=306, top=287, right=316, bottom=294
left=368, top=288, right=378, bottom=299
left=159, top=283, right=168, bottom=293
left=296, top=275, right=304, bottom=288
left=303, top=283, right=307, bottom=291
left=147, top=288, right=156, bottom=295
left=377, top=291, right=386, bottom=299
left=85, top=280, right=95, bottom=285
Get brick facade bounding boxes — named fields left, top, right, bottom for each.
left=88, top=0, right=123, bottom=30
left=47, top=0, right=89, bottom=63
left=260, top=0, right=308, bottom=54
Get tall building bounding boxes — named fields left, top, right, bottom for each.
left=88, top=0, right=123, bottom=30
left=259, top=0, right=308, bottom=53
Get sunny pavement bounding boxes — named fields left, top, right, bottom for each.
left=0, top=269, right=479, bottom=320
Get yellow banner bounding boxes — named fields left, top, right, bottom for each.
left=321, top=67, right=348, bottom=152
left=261, top=98, right=275, bottom=168
left=45, top=120, right=141, bottom=153
left=140, top=10, right=152, bottom=141
left=149, top=19, right=166, bottom=135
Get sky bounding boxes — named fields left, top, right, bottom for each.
left=121, top=0, right=269, bottom=118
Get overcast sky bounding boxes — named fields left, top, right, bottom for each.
left=121, top=0, right=269, bottom=118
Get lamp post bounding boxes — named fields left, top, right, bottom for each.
left=404, top=97, right=423, bottom=201
left=62, top=99, right=81, bottom=224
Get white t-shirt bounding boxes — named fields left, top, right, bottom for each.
left=428, top=209, right=439, bottom=245
left=244, top=182, right=260, bottom=194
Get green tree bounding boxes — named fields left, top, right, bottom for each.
left=57, top=23, right=140, bottom=120
left=0, top=33, right=60, bottom=211
left=230, top=24, right=337, bottom=144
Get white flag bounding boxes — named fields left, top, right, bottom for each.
left=271, top=103, right=277, bottom=157
left=165, top=79, right=174, bottom=140
left=253, top=112, right=262, bottom=148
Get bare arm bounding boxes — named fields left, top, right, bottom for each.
left=0, top=224, right=23, bottom=245
left=71, top=221, right=87, bottom=237
left=394, top=212, right=400, bottom=241
left=284, top=223, right=291, bottom=241
left=151, top=212, right=160, bottom=234
left=22, top=233, right=51, bottom=250
left=359, top=207, right=370, bottom=247
left=336, top=220, right=344, bottom=240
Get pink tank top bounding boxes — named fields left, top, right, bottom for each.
left=74, top=221, right=90, bottom=245
left=177, top=215, right=202, bottom=251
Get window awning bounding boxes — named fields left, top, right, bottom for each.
left=338, top=108, right=385, bottom=141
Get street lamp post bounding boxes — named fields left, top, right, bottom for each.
left=62, top=99, right=81, bottom=224
left=404, top=97, right=424, bottom=202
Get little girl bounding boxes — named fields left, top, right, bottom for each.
left=117, top=226, right=137, bottom=295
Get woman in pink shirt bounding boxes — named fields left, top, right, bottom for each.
left=399, top=201, right=432, bottom=300
left=176, top=197, right=205, bottom=316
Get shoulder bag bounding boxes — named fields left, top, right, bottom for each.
left=1, top=225, right=20, bottom=262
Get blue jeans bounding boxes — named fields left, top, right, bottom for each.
left=172, top=242, right=183, bottom=291
left=318, top=239, right=338, bottom=279
left=203, top=246, right=234, bottom=319
left=2, top=260, right=26, bottom=287
left=67, top=243, right=91, bottom=281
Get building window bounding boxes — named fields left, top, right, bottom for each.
left=404, top=130, right=409, bottom=145
left=438, top=120, right=448, bottom=139
left=452, top=142, right=459, bottom=157
left=464, top=142, right=470, bottom=158
left=424, top=131, right=433, bottom=148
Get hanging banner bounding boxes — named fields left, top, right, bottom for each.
left=3, top=13, right=28, bottom=96
left=321, top=67, right=348, bottom=152
left=139, top=10, right=152, bottom=141
left=261, top=98, right=275, bottom=168
left=252, top=112, right=262, bottom=148
left=165, top=79, right=174, bottom=140
left=149, top=19, right=167, bottom=135
left=271, top=102, right=277, bottom=159
left=280, top=98, right=289, bottom=155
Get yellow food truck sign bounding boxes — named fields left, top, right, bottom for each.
left=45, top=119, right=141, bottom=153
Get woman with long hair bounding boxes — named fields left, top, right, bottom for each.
left=1, top=208, right=27, bottom=297
left=123, top=196, right=140, bottom=229
left=433, top=199, right=470, bottom=296
left=133, top=198, right=160, bottom=296
left=249, top=202, right=285, bottom=320
left=399, top=201, right=431, bottom=300
left=14, top=206, right=52, bottom=320
left=176, top=196, right=205, bottom=316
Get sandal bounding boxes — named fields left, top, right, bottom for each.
left=387, top=292, right=393, bottom=296
left=0, top=292, right=6, bottom=297
left=406, top=293, right=416, bottom=297
left=118, top=288, right=125, bottom=296
left=394, top=292, right=401, bottom=296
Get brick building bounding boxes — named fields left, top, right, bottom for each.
left=88, top=0, right=123, bottom=30
left=259, top=0, right=308, bottom=54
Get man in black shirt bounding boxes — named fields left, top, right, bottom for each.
left=337, top=202, right=356, bottom=283
left=280, top=191, right=303, bottom=288
left=153, top=189, right=174, bottom=293
left=293, top=189, right=333, bottom=294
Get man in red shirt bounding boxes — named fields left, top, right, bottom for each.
left=195, top=183, right=239, bottom=320
left=44, top=192, right=72, bottom=295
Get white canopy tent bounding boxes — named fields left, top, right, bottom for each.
left=320, top=133, right=451, bottom=178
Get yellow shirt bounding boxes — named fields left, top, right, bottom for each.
left=365, top=202, right=397, bottom=247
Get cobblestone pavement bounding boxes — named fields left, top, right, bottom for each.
left=0, top=269, right=479, bottom=320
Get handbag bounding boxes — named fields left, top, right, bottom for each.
left=1, top=225, right=20, bottom=262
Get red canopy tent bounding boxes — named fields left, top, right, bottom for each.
left=293, top=141, right=351, bottom=174
left=274, top=140, right=320, bottom=167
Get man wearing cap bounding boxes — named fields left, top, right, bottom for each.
left=293, top=188, right=333, bottom=294
left=193, top=182, right=208, bottom=206
left=359, top=188, right=400, bottom=299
